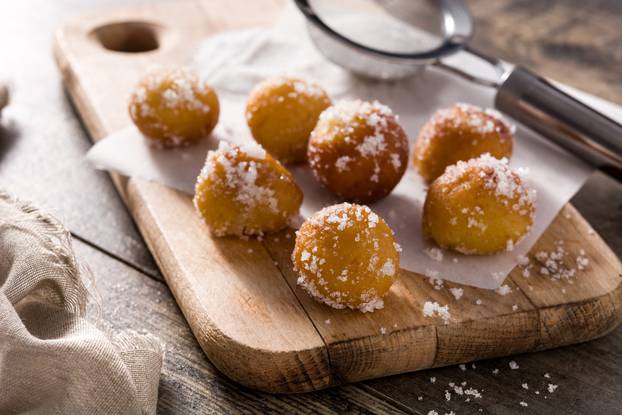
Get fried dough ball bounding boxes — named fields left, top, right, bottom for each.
left=413, top=103, right=514, bottom=183
left=308, top=100, right=409, bottom=202
left=129, top=67, right=220, bottom=147
left=422, top=154, right=536, bottom=255
left=292, top=203, right=401, bottom=312
left=245, top=76, right=331, bottom=163
left=194, top=141, right=303, bottom=236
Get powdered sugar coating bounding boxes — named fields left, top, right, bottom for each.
left=246, top=75, right=331, bottom=163
left=308, top=99, right=409, bottom=202
left=449, top=287, right=464, bottom=300
left=423, top=153, right=536, bottom=255
left=454, top=103, right=516, bottom=134
left=423, top=301, right=451, bottom=324
left=193, top=141, right=302, bottom=236
left=315, top=100, right=393, bottom=133
left=292, top=203, right=400, bottom=312
left=413, top=102, right=514, bottom=183
left=440, top=154, right=536, bottom=216
left=129, top=67, right=219, bottom=147
left=516, top=239, right=590, bottom=283
left=248, top=75, right=327, bottom=105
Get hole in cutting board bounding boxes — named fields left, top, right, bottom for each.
left=91, top=21, right=161, bottom=53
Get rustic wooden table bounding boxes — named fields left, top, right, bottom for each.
left=1, top=1, right=621, bottom=414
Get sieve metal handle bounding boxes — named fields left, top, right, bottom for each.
left=495, top=66, right=622, bottom=179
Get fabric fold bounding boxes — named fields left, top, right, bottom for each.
left=0, top=191, right=162, bottom=415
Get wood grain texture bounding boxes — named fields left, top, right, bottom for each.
left=360, top=1, right=622, bottom=412
left=52, top=0, right=622, bottom=393
left=1, top=0, right=621, bottom=412
left=54, top=0, right=331, bottom=393
left=73, top=239, right=408, bottom=414
left=470, top=0, right=622, bottom=106
left=364, top=326, right=622, bottom=415
left=0, top=0, right=160, bottom=278
left=126, top=180, right=331, bottom=392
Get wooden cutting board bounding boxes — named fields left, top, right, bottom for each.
left=53, top=0, right=622, bottom=393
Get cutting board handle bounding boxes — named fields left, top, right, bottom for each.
left=89, top=21, right=163, bottom=54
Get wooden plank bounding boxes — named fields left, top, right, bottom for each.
left=126, top=180, right=331, bottom=392
left=264, top=229, right=438, bottom=384
left=73, top=239, right=408, bottom=414
left=508, top=204, right=622, bottom=349
left=53, top=0, right=622, bottom=393
left=363, top=0, right=622, bottom=411
left=469, top=0, right=622, bottom=106
left=0, top=0, right=160, bottom=278
left=571, top=171, right=622, bottom=257
left=363, top=326, right=622, bottom=415
left=54, top=0, right=331, bottom=392
left=5, top=0, right=622, bottom=411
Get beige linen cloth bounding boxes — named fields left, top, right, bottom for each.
left=0, top=191, right=163, bottom=414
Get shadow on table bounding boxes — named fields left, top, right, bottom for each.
left=0, top=118, right=20, bottom=163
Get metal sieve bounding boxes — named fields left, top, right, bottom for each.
left=294, top=0, right=622, bottom=179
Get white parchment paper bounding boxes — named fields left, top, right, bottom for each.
left=87, top=7, right=622, bottom=289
